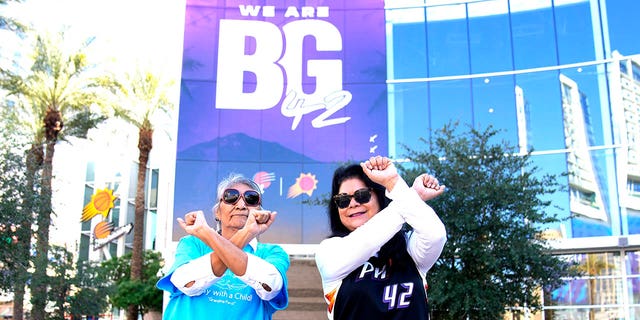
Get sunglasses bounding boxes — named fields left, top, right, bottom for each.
left=221, top=189, right=261, bottom=207
left=333, top=188, right=373, bottom=209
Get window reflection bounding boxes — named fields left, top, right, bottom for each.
left=468, top=2, right=514, bottom=74
left=546, top=252, right=623, bottom=318
left=387, top=82, right=430, bottom=156
left=471, top=76, right=518, bottom=145
left=426, top=4, right=470, bottom=77
left=515, top=71, right=565, bottom=150
left=429, top=79, right=473, bottom=130
left=554, top=1, right=597, bottom=65
left=385, top=0, right=640, bottom=317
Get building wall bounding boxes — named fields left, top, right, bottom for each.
left=383, top=0, right=640, bottom=318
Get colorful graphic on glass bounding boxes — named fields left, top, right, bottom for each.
left=173, top=0, right=387, bottom=243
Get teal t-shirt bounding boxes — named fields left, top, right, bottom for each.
left=156, top=235, right=289, bottom=320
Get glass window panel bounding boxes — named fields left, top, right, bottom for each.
left=426, top=4, right=470, bottom=77
left=570, top=214, right=611, bottom=238
left=129, top=162, right=138, bottom=199
left=125, top=202, right=135, bottom=252
left=630, top=276, right=640, bottom=304
left=149, top=168, right=159, bottom=208
left=385, top=1, right=427, bottom=25
left=633, top=62, right=640, bottom=82
left=176, top=81, right=218, bottom=160
left=546, top=278, right=585, bottom=306
left=111, top=199, right=120, bottom=226
left=389, top=21, right=427, bottom=79
left=547, top=253, right=622, bottom=306
left=579, top=252, right=622, bottom=277
left=544, top=307, right=625, bottom=320
left=606, top=0, right=640, bottom=56
left=510, top=0, right=558, bottom=70
left=343, top=83, right=389, bottom=162
left=300, top=162, right=336, bottom=244
left=83, top=185, right=94, bottom=209
left=388, top=82, right=430, bottom=157
left=562, top=146, right=616, bottom=236
left=79, top=234, right=89, bottom=262
left=514, top=71, right=564, bottom=150
left=630, top=209, right=640, bottom=238
left=255, top=162, right=304, bottom=244
left=631, top=307, right=640, bottom=320
left=530, top=153, right=571, bottom=236
left=467, top=0, right=513, bottom=73
left=218, top=109, right=262, bottom=162
left=172, top=160, right=218, bottom=241
left=429, top=79, right=472, bottom=133
left=471, top=75, right=518, bottom=147
left=109, top=242, right=117, bottom=259
left=260, top=106, right=304, bottom=164
left=554, top=1, right=597, bottom=64
left=81, top=185, right=94, bottom=233
left=631, top=180, right=640, bottom=194
left=145, top=209, right=157, bottom=250
left=567, top=146, right=613, bottom=238
left=85, top=161, right=95, bottom=182
left=557, top=64, right=608, bottom=147
left=579, top=277, right=624, bottom=304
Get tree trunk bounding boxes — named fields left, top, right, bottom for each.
left=128, top=125, right=153, bottom=320
left=13, top=144, right=42, bottom=320
left=32, top=108, right=62, bottom=320
left=31, top=139, right=55, bottom=320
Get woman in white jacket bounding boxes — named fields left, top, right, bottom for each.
left=315, top=156, right=447, bottom=320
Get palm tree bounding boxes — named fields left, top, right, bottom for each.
left=576, top=253, right=610, bottom=320
left=0, top=31, right=114, bottom=320
left=110, top=69, right=174, bottom=319
left=0, top=0, right=27, bottom=33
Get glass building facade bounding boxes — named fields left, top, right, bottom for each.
left=383, top=0, right=640, bottom=318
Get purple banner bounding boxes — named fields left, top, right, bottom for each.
left=173, top=0, right=388, bottom=243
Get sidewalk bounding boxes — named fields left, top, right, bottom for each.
left=274, top=258, right=327, bottom=320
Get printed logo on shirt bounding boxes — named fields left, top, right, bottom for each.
left=356, top=261, right=388, bottom=281
left=204, top=277, right=253, bottom=305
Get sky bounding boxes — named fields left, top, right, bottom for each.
left=1, top=0, right=186, bottom=78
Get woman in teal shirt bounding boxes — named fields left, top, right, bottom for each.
left=157, top=173, right=289, bottom=319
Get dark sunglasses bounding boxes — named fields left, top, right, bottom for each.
left=222, top=189, right=261, bottom=207
left=333, top=188, right=372, bottom=209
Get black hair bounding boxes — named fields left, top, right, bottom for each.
left=328, top=163, right=407, bottom=268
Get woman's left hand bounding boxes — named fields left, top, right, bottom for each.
left=412, top=174, right=446, bottom=201
left=243, top=209, right=277, bottom=237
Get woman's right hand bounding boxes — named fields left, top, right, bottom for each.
left=177, top=210, right=211, bottom=236
left=361, top=156, right=400, bottom=191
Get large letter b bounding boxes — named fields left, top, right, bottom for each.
left=215, top=20, right=284, bottom=110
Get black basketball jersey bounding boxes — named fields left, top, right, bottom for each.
left=330, top=249, right=430, bottom=320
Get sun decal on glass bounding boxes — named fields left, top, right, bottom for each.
left=93, top=221, right=115, bottom=239
left=81, top=188, right=117, bottom=222
left=287, top=173, right=318, bottom=198
left=253, top=171, right=276, bottom=192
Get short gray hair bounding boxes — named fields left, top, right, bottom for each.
left=213, top=173, right=262, bottom=207
left=211, top=173, right=262, bottom=233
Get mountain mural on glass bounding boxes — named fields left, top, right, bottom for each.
left=178, top=132, right=319, bottom=163
left=173, top=132, right=335, bottom=243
